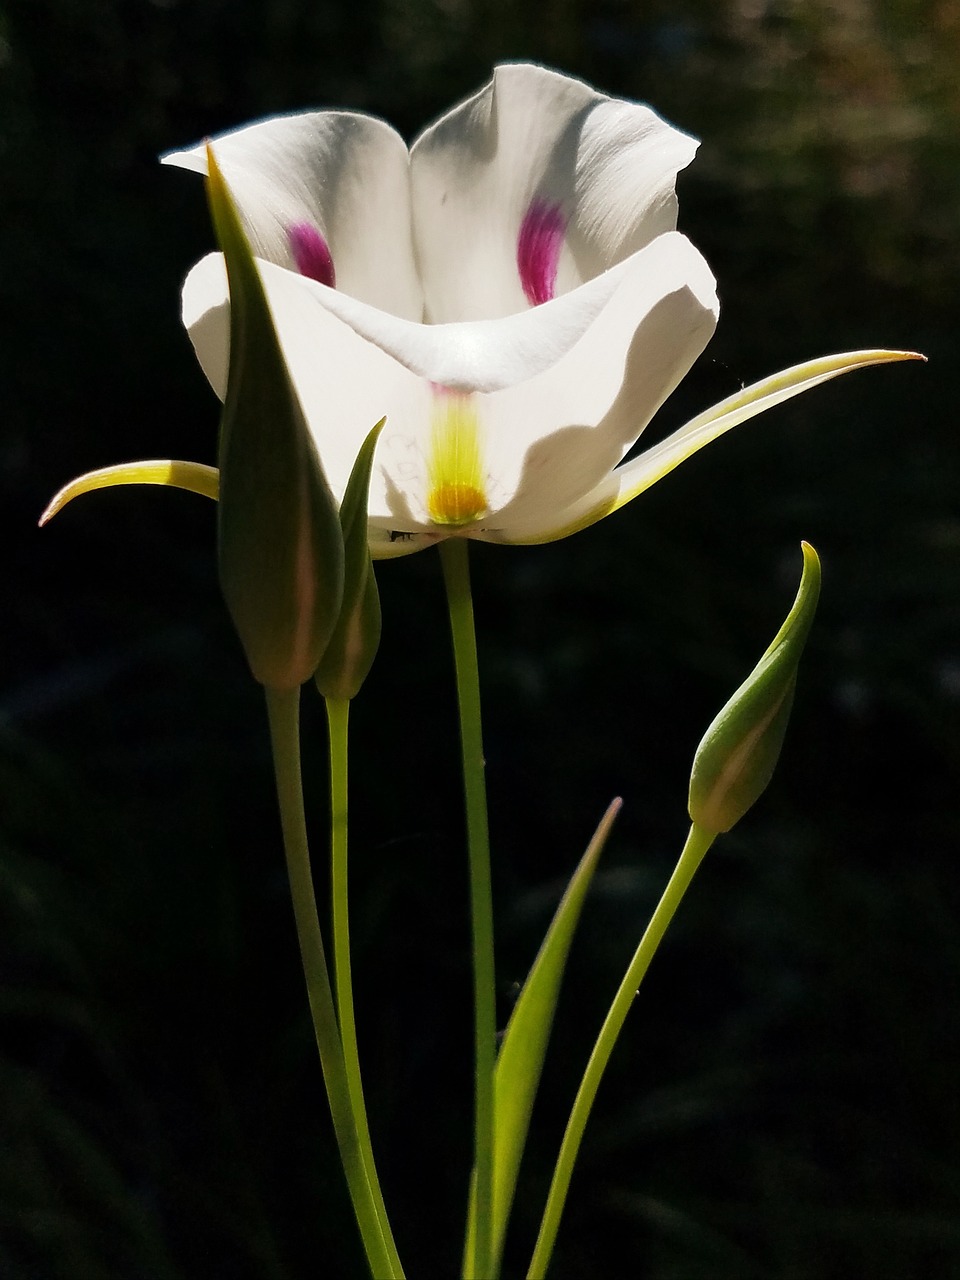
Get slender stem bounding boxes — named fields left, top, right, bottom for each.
left=326, top=695, right=404, bottom=1278
left=527, top=822, right=716, bottom=1279
left=264, top=686, right=396, bottom=1280
left=438, top=538, right=497, bottom=1280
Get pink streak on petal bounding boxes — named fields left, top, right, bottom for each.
left=517, top=199, right=566, bottom=306
left=287, top=221, right=336, bottom=288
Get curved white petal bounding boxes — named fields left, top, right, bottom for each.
left=476, top=233, right=717, bottom=529
left=225, top=248, right=653, bottom=393
left=163, top=113, right=422, bottom=320
left=409, top=62, right=699, bottom=321
left=488, top=348, right=926, bottom=544
left=184, top=252, right=436, bottom=529
left=184, top=232, right=717, bottom=543
left=182, top=247, right=632, bottom=525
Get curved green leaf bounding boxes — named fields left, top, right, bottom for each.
left=466, top=798, right=621, bottom=1273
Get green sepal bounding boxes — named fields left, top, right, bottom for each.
left=315, top=419, right=385, bottom=701
left=206, top=144, right=344, bottom=690
left=689, top=542, right=821, bottom=834
left=465, top=798, right=622, bottom=1273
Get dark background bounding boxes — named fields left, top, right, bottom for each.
left=2, top=2, right=958, bottom=1277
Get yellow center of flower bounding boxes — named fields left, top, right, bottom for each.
left=426, top=390, right=488, bottom=526
left=428, top=483, right=488, bottom=525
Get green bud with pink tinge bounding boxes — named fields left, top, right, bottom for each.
left=206, top=144, right=344, bottom=690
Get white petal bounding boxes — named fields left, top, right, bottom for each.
left=163, top=112, right=422, bottom=320
left=474, top=233, right=717, bottom=531
left=183, top=233, right=718, bottom=545
left=409, top=62, right=699, bottom=321
left=182, top=253, right=438, bottom=529
left=238, top=248, right=650, bottom=392
left=182, top=247, right=632, bottom=526
left=491, top=349, right=926, bottom=544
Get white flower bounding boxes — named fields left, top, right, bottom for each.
left=163, top=64, right=919, bottom=558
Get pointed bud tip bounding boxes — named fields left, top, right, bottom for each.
left=799, top=539, right=820, bottom=579
left=688, top=542, right=821, bottom=835
left=203, top=142, right=247, bottom=267
left=204, top=139, right=221, bottom=181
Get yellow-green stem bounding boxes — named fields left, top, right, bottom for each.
left=265, top=686, right=396, bottom=1280
left=327, top=695, right=405, bottom=1278
left=527, top=822, right=716, bottom=1279
left=438, top=538, right=497, bottom=1280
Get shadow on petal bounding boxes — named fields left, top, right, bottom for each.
left=487, top=281, right=716, bottom=533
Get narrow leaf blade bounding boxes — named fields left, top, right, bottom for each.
left=471, top=798, right=621, bottom=1270
left=314, top=418, right=385, bottom=700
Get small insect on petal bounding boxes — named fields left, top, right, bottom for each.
left=287, top=221, right=336, bottom=288
left=517, top=199, right=566, bottom=306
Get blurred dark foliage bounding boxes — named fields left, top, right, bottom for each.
left=1, top=1, right=959, bottom=1276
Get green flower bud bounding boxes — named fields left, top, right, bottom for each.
left=314, top=419, right=385, bottom=701
left=206, top=144, right=344, bottom=690
left=689, top=543, right=821, bottom=834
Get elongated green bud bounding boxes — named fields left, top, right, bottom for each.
left=314, top=419, right=385, bottom=701
left=206, top=144, right=344, bottom=690
left=689, top=543, right=821, bottom=834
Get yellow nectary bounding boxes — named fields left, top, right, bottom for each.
left=427, top=389, right=488, bottom=526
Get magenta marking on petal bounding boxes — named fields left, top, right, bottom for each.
left=517, top=199, right=566, bottom=306
left=287, top=221, right=336, bottom=288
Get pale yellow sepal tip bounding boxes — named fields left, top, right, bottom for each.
left=40, top=460, right=220, bottom=526
left=804, top=348, right=924, bottom=366
left=801, top=348, right=926, bottom=376
left=865, top=349, right=925, bottom=362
